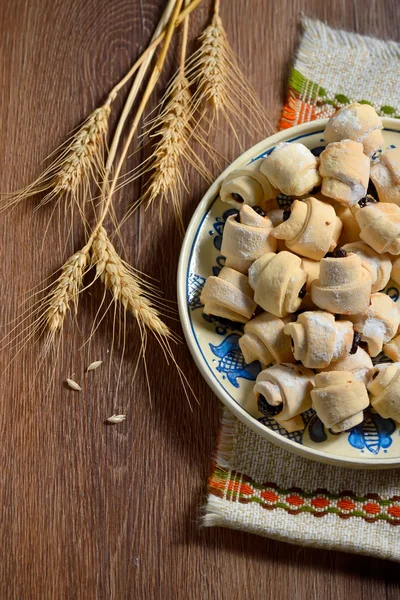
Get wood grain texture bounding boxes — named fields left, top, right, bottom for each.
left=0, top=1, right=399, bottom=598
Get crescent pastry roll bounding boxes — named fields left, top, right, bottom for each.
left=349, top=292, right=400, bottom=357
left=341, top=241, right=391, bottom=293
left=283, top=311, right=353, bottom=369
left=200, top=266, right=256, bottom=323
left=311, top=252, right=372, bottom=314
left=311, top=371, right=370, bottom=433
left=266, top=208, right=284, bottom=227
left=239, top=313, right=295, bottom=366
left=260, top=142, right=321, bottom=197
left=248, top=251, right=307, bottom=317
left=221, top=205, right=277, bottom=273
left=321, top=347, right=373, bottom=386
left=355, top=202, right=400, bottom=255
left=368, top=363, right=400, bottom=422
left=241, top=390, right=263, bottom=419
left=300, top=258, right=320, bottom=309
left=323, top=103, right=384, bottom=157
left=391, top=257, right=400, bottom=285
left=253, top=363, right=314, bottom=432
left=336, top=205, right=361, bottom=244
left=370, top=147, right=400, bottom=206
left=383, top=334, right=400, bottom=362
left=319, top=140, right=370, bottom=207
left=266, top=209, right=288, bottom=251
left=271, top=197, right=342, bottom=260
left=220, top=159, right=277, bottom=209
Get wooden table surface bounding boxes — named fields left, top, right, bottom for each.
left=1, top=0, right=399, bottom=598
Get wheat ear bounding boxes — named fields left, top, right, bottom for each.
left=91, top=227, right=196, bottom=404
left=135, top=75, right=194, bottom=232
left=139, top=1, right=193, bottom=232
left=0, top=243, right=92, bottom=377
left=92, top=227, right=172, bottom=340
left=1, top=103, right=110, bottom=225
left=185, top=6, right=272, bottom=139
left=46, top=247, right=91, bottom=332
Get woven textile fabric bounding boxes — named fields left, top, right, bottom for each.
left=203, top=18, right=400, bottom=561
left=280, top=17, right=400, bottom=129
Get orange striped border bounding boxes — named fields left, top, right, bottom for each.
left=209, top=467, right=400, bottom=526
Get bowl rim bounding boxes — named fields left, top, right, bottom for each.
left=177, top=117, right=400, bottom=469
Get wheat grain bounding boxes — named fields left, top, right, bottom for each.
left=87, top=360, right=103, bottom=372
left=107, top=414, right=126, bottom=424
left=66, top=378, right=82, bottom=391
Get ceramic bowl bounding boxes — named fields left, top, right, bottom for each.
left=177, top=118, right=400, bottom=469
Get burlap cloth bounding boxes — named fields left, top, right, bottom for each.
left=203, top=18, right=400, bottom=561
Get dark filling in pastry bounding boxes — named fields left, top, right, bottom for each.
left=258, top=394, right=282, bottom=417
left=367, top=179, right=379, bottom=200
left=325, top=247, right=348, bottom=258
left=231, top=192, right=244, bottom=204
left=204, top=314, right=243, bottom=333
left=350, top=331, right=362, bottom=355
left=311, top=146, right=325, bottom=157
left=358, top=194, right=378, bottom=208
left=282, top=207, right=291, bottom=221
left=252, top=205, right=266, bottom=217
left=298, top=283, right=307, bottom=299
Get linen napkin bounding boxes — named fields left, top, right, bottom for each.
left=203, top=17, right=400, bottom=561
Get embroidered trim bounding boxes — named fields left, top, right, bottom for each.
left=209, top=466, right=400, bottom=525
left=279, top=69, right=400, bottom=130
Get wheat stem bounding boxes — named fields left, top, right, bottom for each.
left=214, top=0, right=220, bottom=16
left=107, top=0, right=203, bottom=102
left=89, top=0, right=185, bottom=244
left=179, top=0, right=190, bottom=74
left=105, top=0, right=177, bottom=182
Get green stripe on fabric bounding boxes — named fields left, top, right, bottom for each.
left=288, top=68, right=326, bottom=100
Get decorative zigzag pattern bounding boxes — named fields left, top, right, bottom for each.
left=209, top=467, right=400, bottom=526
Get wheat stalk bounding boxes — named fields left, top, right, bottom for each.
left=116, top=2, right=214, bottom=234
left=0, top=0, right=204, bottom=220
left=185, top=6, right=272, bottom=139
left=2, top=1, right=206, bottom=404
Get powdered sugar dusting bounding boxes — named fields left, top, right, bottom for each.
left=332, top=324, right=349, bottom=360
left=360, top=317, right=387, bottom=340
left=333, top=108, right=362, bottom=132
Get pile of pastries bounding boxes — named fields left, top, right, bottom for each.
left=201, top=103, right=400, bottom=434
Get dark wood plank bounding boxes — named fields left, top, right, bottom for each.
left=0, top=0, right=399, bottom=598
